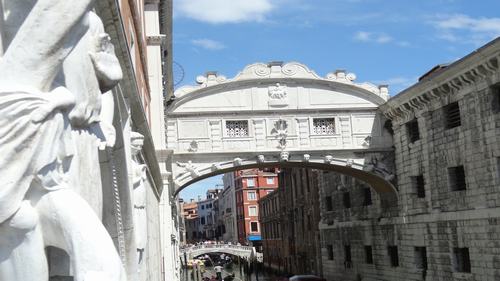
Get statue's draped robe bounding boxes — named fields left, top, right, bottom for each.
left=0, top=89, right=73, bottom=223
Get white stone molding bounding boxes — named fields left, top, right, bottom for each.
left=173, top=61, right=389, bottom=102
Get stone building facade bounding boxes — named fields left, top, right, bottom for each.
left=260, top=168, right=323, bottom=276
left=318, top=38, right=500, bottom=281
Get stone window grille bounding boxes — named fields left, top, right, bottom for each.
left=448, top=166, right=466, bottom=191
left=327, top=245, right=334, bottom=260
left=225, top=120, right=249, bottom=137
left=250, top=221, right=259, bottom=232
left=362, top=187, right=372, bottom=206
left=325, top=196, right=333, bottom=211
left=411, top=175, right=426, bottom=198
left=414, top=247, right=428, bottom=270
left=388, top=246, right=399, bottom=267
left=406, top=119, right=420, bottom=143
left=365, top=246, right=374, bottom=264
left=453, top=247, right=471, bottom=273
left=343, top=192, right=351, bottom=209
left=312, top=118, right=336, bottom=135
left=444, top=102, right=461, bottom=129
left=344, top=245, right=352, bottom=268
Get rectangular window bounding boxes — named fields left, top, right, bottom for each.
left=491, top=83, right=500, bottom=113
left=248, top=206, right=258, bottom=216
left=453, top=247, right=471, bottom=273
left=344, top=245, right=352, bottom=268
left=444, top=102, right=461, bottom=129
left=411, top=175, right=426, bottom=198
left=414, top=247, right=428, bottom=270
left=312, top=118, right=336, bottom=135
left=325, top=196, right=333, bottom=211
left=343, top=192, right=351, bottom=209
left=246, top=178, right=255, bottom=187
left=406, top=119, right=420, bottom=143
left=363, top=187, right=372, bottom=206
left=247, top=191, right=257, bottom=201
left=250, top=221, right=259, bottom=232
left=327, top=245, right=334, bottom=260
left=225, top=120, right=249, bottom=137
left=200, top=217, right=205, bottom=225
left=201, top=205, right=205, bottom=210
left=388, top=246, right=399, bottom=267
left=448, top=165, right=466, bottom=191
left=365, top=246, right=373, bottom=264
left=266, top=177, right=274, bottom=184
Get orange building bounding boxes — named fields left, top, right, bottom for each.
left=234, top=168, right=279, bottom=248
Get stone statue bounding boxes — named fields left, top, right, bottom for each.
left=131, top=132, right=148, bottom=269
left=0, top=1, right=126, bottom=280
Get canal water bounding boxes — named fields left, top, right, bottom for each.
left=181, top=263, right=279, bottom=281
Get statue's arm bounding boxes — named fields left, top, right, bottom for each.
left=0, top=0, right=95, bottom=91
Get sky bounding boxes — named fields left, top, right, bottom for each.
left=174, top=0, right=500, bottom=200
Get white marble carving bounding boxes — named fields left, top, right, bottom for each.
left=177, top=161, right=201, bottom=177
left=280, top=151, right=290, bottom=162
left=257, top=154, right=266, bottom=163
left=303, top=154, right=311, bottom=162
left=131, top=132, right=147, bottom=271
left=0, top=2, right=125, bottom=281
left=268, top=83, right=288, bottom=106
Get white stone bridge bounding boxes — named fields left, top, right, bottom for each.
left=162, top=62, right=397, bottom=198
left=180, top=244, right=263, bottom=263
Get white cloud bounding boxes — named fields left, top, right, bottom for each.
left=191, top=39, right=226, bottom=50
left=354, top=31, right=393, bottom=44
left=354, top=31, right=371, bottom=41
left=176, top=0, right=273, bottom=24
left=430, top=14, right=500, bottom=45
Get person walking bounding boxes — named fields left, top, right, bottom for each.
left=214, top=264, right=224, bottom=280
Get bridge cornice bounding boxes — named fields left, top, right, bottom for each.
left=169, top=62, right=389, bottom=113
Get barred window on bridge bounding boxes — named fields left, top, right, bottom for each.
left=225, top=120, right=249, bottom=137
left=312, top=118, right=336, bottom=135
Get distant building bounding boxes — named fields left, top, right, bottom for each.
left=181, top=199, right=199, bottom=243
left=220, top=173, right=238, bottom=243
left=197, top=189, right=222, bottom=240
left=260, top=168, right=322, bottom=276
left=234, top=168, right=279, bottom=247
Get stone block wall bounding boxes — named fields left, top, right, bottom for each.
left=320, top=40, right=500, bottom=281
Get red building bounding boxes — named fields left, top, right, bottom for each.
left=234, top=168, right=279, bottom=247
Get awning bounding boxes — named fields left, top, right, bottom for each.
left=248, top=235, right=261, bottom=241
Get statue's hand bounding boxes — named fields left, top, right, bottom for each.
left=32, top=87, right=76, bottom=123
left=98, top=121, right=116, bottom=149
left=89, top=34, right=123, bottom=92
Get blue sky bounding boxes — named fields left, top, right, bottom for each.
left=174, top=0, right=500, bottom=200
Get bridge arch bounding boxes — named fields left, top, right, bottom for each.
left=165, top=61, right=396, bottom=198
left=173, top=153, right=396, bottom=197
left=180, top=244, right=262, bottom=262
